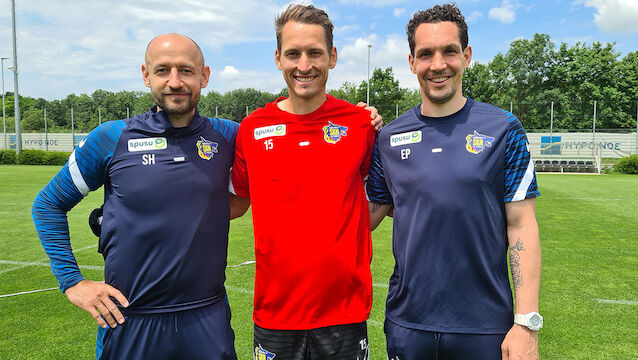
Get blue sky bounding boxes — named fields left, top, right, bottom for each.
left=0, top=0, right=636, bottom=100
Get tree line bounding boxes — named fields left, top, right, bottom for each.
left=2, top=33, right=637, bottom=133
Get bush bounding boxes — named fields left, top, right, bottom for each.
left=0, top=149, right=17, bottom=164
left=614, top=155, right=638, bottom=174
left=12, top=149, right=71, bottom=165
left=45, top=151, right=71, bottom=165
left=17, top=149, right=46, bottom=165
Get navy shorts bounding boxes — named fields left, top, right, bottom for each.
left=254, top=321, right=369, bottom=360
left=96, top=299, right=236, bottom=360
left=385, top=319, right=506, bottom=360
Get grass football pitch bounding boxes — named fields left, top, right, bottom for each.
left=1, top=165, right=637, bottom=359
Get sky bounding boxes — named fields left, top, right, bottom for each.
left=0, top=0, right=637, bottom=100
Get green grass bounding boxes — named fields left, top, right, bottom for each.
left=1, top=166, right=637, bottom=359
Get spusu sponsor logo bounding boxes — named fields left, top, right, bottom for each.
left=254, top=124, right=286, bottom=140
left=128, top=137, right=167, bottom=152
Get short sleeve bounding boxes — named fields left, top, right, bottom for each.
left=503, top=112, right=540, bottom=202
left=230, top=124, right=250, bottom=198
left=365, top=136, right=393, bottom=205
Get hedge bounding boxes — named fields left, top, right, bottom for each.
left=614, top=155, right=638, bottom=174
left=0, top=149, right=70, bottom=165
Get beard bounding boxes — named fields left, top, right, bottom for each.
left=152, top=90, right=199, bottom=115
left=424, top=86, right=457, bottom=104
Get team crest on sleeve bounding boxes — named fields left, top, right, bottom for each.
left=196, top=136, right=218, bottom=160
left=465, top=131, right=495, bottom=154
left=322, top=121, right=348, bottom=144
left=255, top=345, right=276, bottom=360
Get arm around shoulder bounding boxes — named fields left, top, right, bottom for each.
left=230, top=193, right=250, bottom=219
left=368, top=202, right=392, bottom=231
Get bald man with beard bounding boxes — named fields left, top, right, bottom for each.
left=33, top=33, right=239, bottom=360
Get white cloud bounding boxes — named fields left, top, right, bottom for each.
left=219, top=66, right=240, bottom=80
left=330, top=34, right=418, bottom=94
left=0, top=0, right=282, bottom=99
left=335, top=24, right=360, bottom=35
left=578, top=0, right=638, bottom=33
left=488, top=0, right=517, bottom=24
left=466, top=10, right=484, bottom=23
left=211, top=68, right=283, bottom=95
left=393, top=8, right=406, bottom=18
left=337, top=0, right=407, bottom=7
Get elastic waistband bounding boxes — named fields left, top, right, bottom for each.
left=120, top=292, right=225, bottom=316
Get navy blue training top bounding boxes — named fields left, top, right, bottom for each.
left=32, top=107, right=238, bottom=314
left=367, top=98, right=539, bottom=334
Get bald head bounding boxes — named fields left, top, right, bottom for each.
left=141, top=33, right=211, bottom=127
left=145, top=33, right=205, bottom=68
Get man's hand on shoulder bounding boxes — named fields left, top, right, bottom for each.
left=65, top=279, right=129, bottom=329
left=356, top=102, right=383, bottom=132
left=501, top=324, right=539, bottom=360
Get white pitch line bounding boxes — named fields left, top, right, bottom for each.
left=0, top=287, right=59, bottom=298
left=373, top=282, right=388, bottom=288
left=0, top=255, right=255, bottom=275
left=595, top=299, right=638, bottom=305
left=227, top=260, right=255, bottom=268
left=226, top=285, right=254, bottom=295
left=0, top=260, right=104, bottom=271
left=0, top=244, right=99, bottom=275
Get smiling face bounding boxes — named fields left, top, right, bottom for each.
left=142, top=34, right=210, bottom=125
left=409, top=21, right=472, bottom=110
left=275, top=21, right=337, bottom=105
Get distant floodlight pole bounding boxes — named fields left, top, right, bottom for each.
left=1, top=57, right=8, bottom=149
left=11, top=0, right=22, bottom=154
left=366, top=44, right=372, bottom=106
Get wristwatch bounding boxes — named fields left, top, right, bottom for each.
left=514, top=312, right=543, bottom=331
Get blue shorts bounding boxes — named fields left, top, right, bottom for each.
left=385, top=319, right=506, bottom=360
left=97, top=299, right=236, bottom=360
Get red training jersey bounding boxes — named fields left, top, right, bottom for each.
left=231, top=95, right=376, bottom=330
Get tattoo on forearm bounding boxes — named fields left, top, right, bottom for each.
left=509, top=238, right=525, bottom=291
left=370, top=203, right=384, bottom=213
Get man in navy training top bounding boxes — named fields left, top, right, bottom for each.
left=32, top=33, right=241, bottom=360
left=367, top=4, right=542, bottom=360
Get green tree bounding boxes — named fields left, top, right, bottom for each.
left=21, top=108, right=45, bottom=131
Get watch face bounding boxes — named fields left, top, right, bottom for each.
left=530, top=314, right=541, bottom=327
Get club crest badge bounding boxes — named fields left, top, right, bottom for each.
left=255, top=345, right=276, bottom=360
left=196, top=136, right=218, bottom=160
left=466, top=131, right=495, bottom=154
left=322, top=121, right=348, bottom=144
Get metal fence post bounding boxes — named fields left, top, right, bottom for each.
left=44, top=108, right=48, bottom=151
left=71, top=107, right=74, bottom=151
left=592, top=100, right=596, bottom=142
left=99, top=106, right=101, bottom=125
left=549, top=101, right=554, bottom=155
left=215, top=106, right=218, bottom=118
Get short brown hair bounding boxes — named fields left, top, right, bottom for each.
left=274, top=4, right=334, bottom=52
left=406, top=3, right=468, bottom=55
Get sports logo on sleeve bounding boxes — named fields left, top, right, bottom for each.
left=196, top=136, right=218, bottom=160
left=254, top=124, right=286, bottom=140
left=465, top=131, right=495, bottom=154
left=128, top=137, right=167, bottom=152
left=255, top=345, right=276, bottom=360
left=390, top=131, right=422, bottom=147
left=322, top=122, right=348, bottom=144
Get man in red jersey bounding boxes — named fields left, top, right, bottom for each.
left=230, top=4, right=376, bottom=359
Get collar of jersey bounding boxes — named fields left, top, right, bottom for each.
left=142, top=106, right=206, bottom=135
